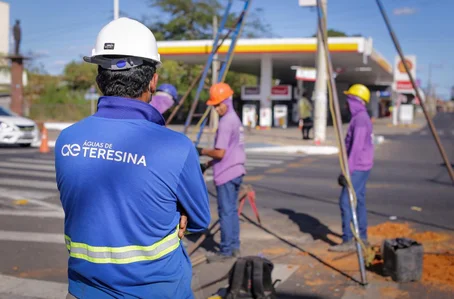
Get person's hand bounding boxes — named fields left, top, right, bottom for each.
left=196, top=147, right=203, bottom=156
left=178, top=211, right=188, bottom=239
left=338, top=174, right=348, bottom=187
left=200, top=162, right=208, bottom=174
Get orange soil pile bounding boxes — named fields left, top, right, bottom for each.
left=411, top=232, right=451, bottom=244
left=368, top=223, right=451, bottom=244
left=368, top=222, right=413, bottom=239
left=422, top=252, right=454, bottom=289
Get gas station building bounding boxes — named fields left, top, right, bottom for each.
left=158, top=37, right=394, bottom=127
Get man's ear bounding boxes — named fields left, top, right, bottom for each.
left=149, top=73, right=159, bottom=94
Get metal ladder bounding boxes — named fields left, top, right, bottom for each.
left=183, top=0, right=252, bottom=147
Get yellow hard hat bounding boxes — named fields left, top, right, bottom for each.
left=344, top=84, right=370, bottom=103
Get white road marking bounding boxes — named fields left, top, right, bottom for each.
left=0, top=210, right=64, bottom=218
left=0, top=187, right=57, bottom=200
left=246, top=159, right=284, bottom=164
left=8, top=158, right=55, bottom=165
left=0, top=274, right=67, bottom=299
left=0, top=162, right=55, bottom=171
left=0, top=230, right=64, bottom=244
left=0, top=178, right=57, bottom=190
left=0, top=168, right=56, bottom=178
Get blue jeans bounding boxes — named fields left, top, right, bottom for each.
left=339, top=170, right=370, bottom=242
left=216, top=176, right=242, bottom=255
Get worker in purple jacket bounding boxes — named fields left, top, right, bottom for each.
left=197, top=82, right=246, bottom=262
left=330, top=84, right=374, bottom=252
left=150, top=84, right=179, bottom=114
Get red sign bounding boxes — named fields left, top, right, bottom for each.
left=271, top=86, right=289, bottom=95
left=396, top=81, right=412, bottom=90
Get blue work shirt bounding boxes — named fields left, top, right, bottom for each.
left=55, top=96, right=210, bottom=298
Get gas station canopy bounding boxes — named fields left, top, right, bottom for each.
left=157, top=37, right=393, bottom=86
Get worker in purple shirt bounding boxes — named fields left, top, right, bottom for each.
left=197, top=82, right=246, bottom=262
left=150, top=84, right=179, bottom=114
left=330, top=84, right=374, bottom=252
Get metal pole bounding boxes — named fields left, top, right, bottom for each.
left=113, top=0, right=119, bottom=20
left=375, top=0, right=454, bottom=184
left=209, top=15, right=219, bottom=131
left=183, top=0, right=233, bottom=134
left=316, top=0, right=368, bottom=285
left=313, top=0, right=328, bottom=144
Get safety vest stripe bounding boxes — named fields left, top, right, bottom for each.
left=64, top=226, right=180, bottom=264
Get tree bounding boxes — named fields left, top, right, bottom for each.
left=312, top=29, right=348, bottom=37
left=63, top=61, right=97, bottom=91
left=147, top=0, right=272, bottom=40
left=146, top=0, right=271, bottom=120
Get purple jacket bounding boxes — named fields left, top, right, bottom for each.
left=213, top=97, right=246, bottom=186
left=150, top=92, right=175, bottom=114
left=345, top=95, right=374, bottom=173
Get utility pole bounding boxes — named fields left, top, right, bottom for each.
left=209, top=15, right=219, bottom=131
left=313, top=0, right=328, bottom=144
left=114, top=0, right=119, bottom=20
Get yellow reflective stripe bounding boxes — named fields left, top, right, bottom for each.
left=69, top=241, right=180, bottom=264
left=65, top=226, right=180, bottom=264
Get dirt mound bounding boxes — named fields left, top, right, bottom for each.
left=368, top=222, right=413, bottom=239
left=422, top=252, right=454, bottom=290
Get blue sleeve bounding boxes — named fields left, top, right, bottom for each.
left=176, top=145, right=211, bottom=233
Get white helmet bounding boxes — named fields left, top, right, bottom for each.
left=84, top=17, right=161, bottom=70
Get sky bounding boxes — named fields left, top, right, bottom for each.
left=3, top=0, right=453, bottom=99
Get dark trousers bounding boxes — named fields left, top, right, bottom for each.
left=339, top=170, right=371, bottom=242
left=216, top=176, right=243, bottom=255
left=301, top=117, right=313, bottom=139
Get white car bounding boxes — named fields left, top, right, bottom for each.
left=0, top=106, right=39, bottom=147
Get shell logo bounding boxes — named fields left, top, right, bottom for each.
left=398, top=59, right=413, bottom=73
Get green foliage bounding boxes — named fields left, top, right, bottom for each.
left=312, top=29, right=349, bottom=37
left=26, top=0, right=270, bottom=122
left=63, top=61, right=97, bottom=90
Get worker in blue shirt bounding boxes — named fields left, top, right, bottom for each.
left=55, top=17, right=210, bottom=299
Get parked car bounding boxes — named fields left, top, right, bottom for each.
left=0, top=107, right=39, bottom=147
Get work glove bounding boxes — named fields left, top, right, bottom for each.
left=200, top=163, right=208, bottom=174
left=337, top=174, right=348, bottom=187
left=196, top=147, right=203, bottom=156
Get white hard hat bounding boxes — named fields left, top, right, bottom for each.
left=84, top=17, right=161, bottom=70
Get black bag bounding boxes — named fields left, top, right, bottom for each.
left=225, top=256, right=278, bottom=299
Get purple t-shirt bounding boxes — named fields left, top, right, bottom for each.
left=150, top=92, right=174, bottom=114
left=213, top=98, right=246, bottom=186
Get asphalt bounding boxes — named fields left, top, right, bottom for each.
left=0, top=112, right=453, bottom=298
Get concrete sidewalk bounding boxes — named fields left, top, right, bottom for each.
left=42, top=114, right=425, bottom=155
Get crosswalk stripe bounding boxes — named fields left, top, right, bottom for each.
left=0, top=168, right=56, bottom=178
left=0, top=161, right=55, bottom=171
left=246, top=154, right=298, bottom=160
left=0, top=187, right=57, bottom=200
left=0, top=178, right=57, bottom=190
left=0, top=230, right=64, bottom=244
left=246, top=162, right=273, bottom=167
left=8, top=158, right=55, bottom=165
left=0, top=210, right=64, bottom=218
left=247, top=159, right=283, bottom=164
left=0, top=274, right=67, bottom=299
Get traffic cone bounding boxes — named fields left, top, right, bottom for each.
left=39, top=126, right=50, bottom=153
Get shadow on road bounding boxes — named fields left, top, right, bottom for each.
left=253, top=183, right=454, bottom=232
left=276, top=208, right=342, bottom=246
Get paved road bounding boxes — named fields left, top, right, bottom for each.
left=0, top=112, right=453, bottom=299
left=0, top=148, right=306, bottom=298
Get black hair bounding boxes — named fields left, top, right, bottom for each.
left=96, top=62, right=156, bottom=99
